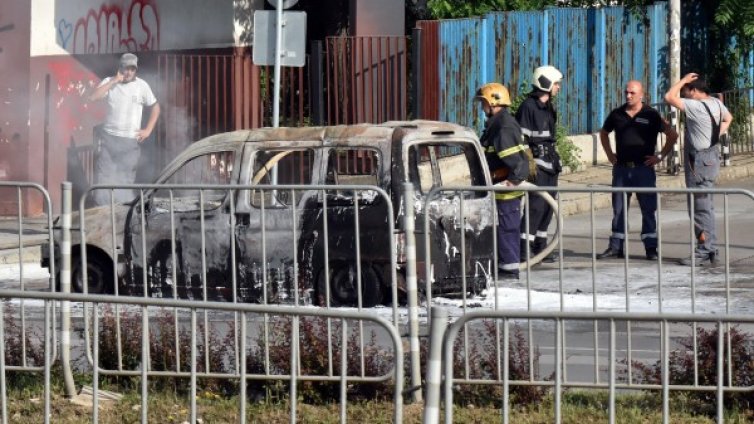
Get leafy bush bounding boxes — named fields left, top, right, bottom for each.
left=86, top=306, right=233, bottom=392
left=2, top=300, right=45, bottom=389
left=246, top=316, right=395, bottom=404
left=631, top=325, right=754, bottom=416
left=443, top=320, right=549, bottom=407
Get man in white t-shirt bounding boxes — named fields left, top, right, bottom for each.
left=89, top=53, right=160, bottom=205
left=665, top=73, right=733, bottom=266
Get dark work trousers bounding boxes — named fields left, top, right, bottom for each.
left=497, top=198, right=521, bottom=274
left=521, top=170, right=558, bottom=256
left=93, top=132, right=141, bottom=206
left=684, top=146, right=720, bottom=255
left=608, top=164, right=658, bottom=252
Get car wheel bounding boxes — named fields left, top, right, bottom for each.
left=318, top=264, right=382, bottom=307
left=71, top=252, right=114, bottom=294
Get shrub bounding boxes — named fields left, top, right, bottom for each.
left=443, top=320, right=549, bottom=407
left=631, top=325, right=754, bottom=416
left=246, top=316, right=395, bottom=404
left=2, top=300, right=46, bottom=389
left=86, top=305, right=232, bottom=392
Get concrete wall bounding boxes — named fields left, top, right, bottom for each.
left=0, top=3, right=38, bottom=214
left=567, top=133, right=612, bottom=172
left=31, top=0, right=250, bottom=56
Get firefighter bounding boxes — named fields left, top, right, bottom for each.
left=475, top=83, right=530, bottom=279
left=517, top=65, right=563, bottom=263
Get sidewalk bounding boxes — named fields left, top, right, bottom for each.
left=558, top=152, right=754, bottom=216
left=2, top=152, right=754, bottom=263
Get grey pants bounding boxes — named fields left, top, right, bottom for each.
left=683, top=146, right=720, bottom=254
left=93, top=132, right=140, bottom=206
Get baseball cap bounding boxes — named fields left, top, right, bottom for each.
left=120, top=53, right=138, bottom=69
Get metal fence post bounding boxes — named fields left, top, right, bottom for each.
left=423, top=306, right=448, bottom=424
left=411, top=27, right=422, bottom=120
left=722, top=133, right=731, bottom=166
left=310, top=40, right=325, bottom=125
left=60, top=182, right=77, bottom=398
left=403, top=182, right=423, bottom=403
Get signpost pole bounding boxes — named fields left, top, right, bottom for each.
left=272, top=1, right=283, bottom=128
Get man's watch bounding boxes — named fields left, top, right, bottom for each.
left=656, top=153, right=664, bottom=161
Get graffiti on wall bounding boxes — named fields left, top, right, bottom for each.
left=57, top=0, right=160, bottom=54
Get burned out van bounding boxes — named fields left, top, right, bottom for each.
left=43, top=120, right=496, bottom=306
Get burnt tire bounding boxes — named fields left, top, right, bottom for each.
left=71, top=251, right=114, bottom=294
left=317, top=264, right=383, bottom=308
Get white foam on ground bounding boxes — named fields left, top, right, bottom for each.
left=425, top=264, right=754, bottom=320
left=1, top=262, right=751, bottom=322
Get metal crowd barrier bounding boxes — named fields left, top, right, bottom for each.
left=0, top=289, right=404, bottom=424
left=0, top=182, right=58, bottom=423
left=74, top=185, right=406, bottom=400
left=426, top=307, right=754, bottom=424
left=423, top=184, right=754, bottom=311
left=420, top=184, right=754, bottom=423
left=5, top=179, right=754, bottom=422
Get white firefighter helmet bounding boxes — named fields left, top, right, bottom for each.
left=532, top=66, right=563, bottom=92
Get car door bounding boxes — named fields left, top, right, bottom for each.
left=234, top=146, right=317, bottom=304
left=404, top=140, right=495, bottom=297
left=125, top=149, right=239, bottom=300
left=305, top=147, right=390, bottom=307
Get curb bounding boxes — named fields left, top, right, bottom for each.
left=0, top=245, right=42, bottom=265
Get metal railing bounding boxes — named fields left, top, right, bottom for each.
left=0, top=182, right=57, bottom=423
left=422, top=184, right=754, bottom=315
left=4, top=180, right=754, bottom=421
left=427, top=307, right=754, bottom=424
left=720, top=87, right=754, bottom=157
left=419, top=184, right=754, bottom=422
left=0, top=290, right=405, bottom=424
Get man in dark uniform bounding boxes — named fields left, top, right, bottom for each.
left=475, top=83, right=530, bottom=279
left=517, top=65, right=563, bottom=263
left=597, top=80, right=678, bottom=260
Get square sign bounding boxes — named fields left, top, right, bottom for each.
left=253, top=11, right=307, bottom=67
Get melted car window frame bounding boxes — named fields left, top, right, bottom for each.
left=151, top=150, right=237, bottom=212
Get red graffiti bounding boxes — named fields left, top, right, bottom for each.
left=46, top=59, right=106, bottom=138
left=69, top=0, right=159, bottom=54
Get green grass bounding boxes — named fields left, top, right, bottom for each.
left=6, top=387, right=753, bottom=423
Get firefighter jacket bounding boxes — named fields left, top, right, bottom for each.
left=516, top=93, right=562, bottom=175
left=480, top=108, right=529, bottom=200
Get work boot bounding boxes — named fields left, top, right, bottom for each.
left=496, top=268, right=519, bottom=280
left=520, top=239, right=533, bottom=260
left=645, top=247, right=658, bottom=261
left=678, top=250, right=716, bottom=266
left=596, top=247, right=625, bottom=260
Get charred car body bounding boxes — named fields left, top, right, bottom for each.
left=42, top=121, right=496, bottom=306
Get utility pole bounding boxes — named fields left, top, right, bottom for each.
left=669, top=0, right=681, bottom=83
left=668, top=0, right=682, bottom=175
